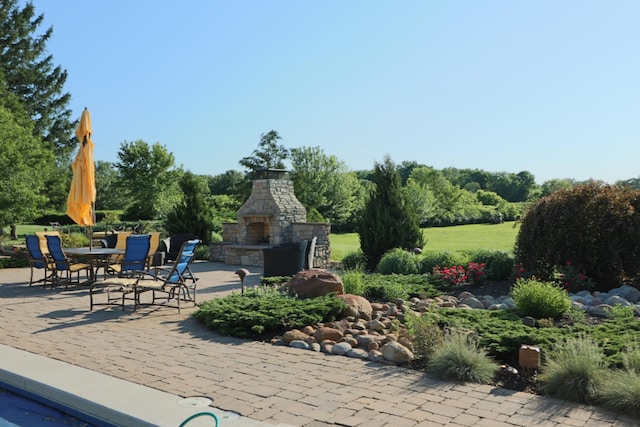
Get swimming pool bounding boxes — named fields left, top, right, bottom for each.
left=0, top=386, right=101, bottom=427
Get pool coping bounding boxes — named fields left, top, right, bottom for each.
left=0, top=343, right=276, bottom=426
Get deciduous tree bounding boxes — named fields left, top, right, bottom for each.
left=0, top=104, right=54, bottom=233
left=290, top=146, right=363, bottom=231
left=115, top=140, right=182, bottom=220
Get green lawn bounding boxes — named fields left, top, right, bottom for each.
left=330, top=221, right=520, bottom=260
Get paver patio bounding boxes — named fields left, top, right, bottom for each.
left=0, top=261, right=635, bottom=426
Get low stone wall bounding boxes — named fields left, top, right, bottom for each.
left=211, top=221, right=332, bottom=269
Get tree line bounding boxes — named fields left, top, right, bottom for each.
left=2, top=0, right=639, bottom=243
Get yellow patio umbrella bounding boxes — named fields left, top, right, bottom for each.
left=67, top=108, right=96, bottom=242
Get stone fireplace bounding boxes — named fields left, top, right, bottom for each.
left=210, top=169, right=331, bottom=268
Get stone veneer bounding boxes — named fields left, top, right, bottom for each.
left=209, top=170, right=331, bottom=268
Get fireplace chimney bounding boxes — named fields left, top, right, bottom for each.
left=236, top=169, right=307, bottom=246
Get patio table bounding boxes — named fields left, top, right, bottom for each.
left=64, top=247, right=123, bottom=282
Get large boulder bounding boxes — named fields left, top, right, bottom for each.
left=336, top=294, right=373, bottom=320
left=287, top=269, right=344, bottom=299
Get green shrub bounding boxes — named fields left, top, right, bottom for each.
left=427, top=331, right=498, bottom=384
left=405, top=311, right=444, bottom=361
left=467, top=249, right=515, bottom=280
left=61, top=232, right=89, bottom=248
left=360, top=274, right=441, bottom=301
left=607, top=305, right=635, bottom=321
left=515, top=183, right=640, bottom=289
left=416, top=250, right=470, bottom=275
left=598, top=369, right=640, bottom=418
left=194, top=287, right=345, bottom=337
left=510, top=278, right=571, bottom=319
left=341, top=268, right=366, bottom=296
left=341, top=250, right=367, bottom=271
left=539, top=335, right=605, bottom=403
left=376, top=248, right=419, bottom=274
left=195, top=245, right=210, bottom=260
left=0, top=256, right=29, bottom=268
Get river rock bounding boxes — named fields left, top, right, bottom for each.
left=380, top=341, right=414, bottom=363
left=336, top=294, right=373, bottom=320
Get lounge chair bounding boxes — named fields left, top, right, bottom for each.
left=90, top=234, right=151, bottom=311
left=145, top=231, right=162, bottom=270
left=134, top=239, right=200, bottom=313
left=163, top=233, right=198, bottom=263
left=45, top=235, right=92, bottom=288
left=25, top=234, right=55, bottom=287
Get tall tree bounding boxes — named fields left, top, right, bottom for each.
left=290, top=146, right=363, bottom=231
left=95, top=160, right=127, bottom=211
left=0, top=104, right=54, bottom=234
left=165, top=172, right=214, bottom=244
left=239, top=130, right=289, bottom=174
left=115, top=140, right=182, bottom=220
left=207, top=169, right=248, bottom=200
left=0, top=0, right=75, bottom=159
left=358, top=156, right=424, bottom=271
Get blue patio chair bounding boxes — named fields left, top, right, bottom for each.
left=45, top=234, right=92, bottom=289
left=90, top=234, right=151, bottom=311
left=134, top=239, right=200, bottom=313
left=106, top=234, right=151, bottom=277
left=25, top=234, right=55, bottom=287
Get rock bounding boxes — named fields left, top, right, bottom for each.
left=587, top=304, right=612, bottom=318
left=314, top=327, right=344, bottom=342
left=459, top=297, right=485, bottom=309
left=289, top=340, right=310, bottom=350
left=346, top=348, right=370, bottom=360
left=331, top=341, right=352, bottom=355
left=355, top=334, right=380, bottom=348
left=604, top=295, right=632, bottom=307
left=320, top=341, right=334, bottom=354
left=380, top=341, right=414, bottom=363
left=282, top=329, right=310, bottom=343
left=309, top=342, right=321, bottom=352
left=367, top=319, right=387, bottom=332
left=368, top=350, right=385, bottom=363
left=523, top=317, right=537, bottom=327
left=287, top=269, right=344, bottom=299
left=336, top=294, right=373, bottom=320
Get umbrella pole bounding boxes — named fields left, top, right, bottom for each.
left=89, top=202, right=95, bottom=251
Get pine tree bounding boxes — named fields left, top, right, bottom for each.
left=166, top=172, right=214, bottom=244
left=358, top=156, right=424, bottom=271
left=0, top=0, right=74, bottom=159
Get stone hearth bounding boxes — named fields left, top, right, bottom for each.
left=209, top=169, right=331, bottom=268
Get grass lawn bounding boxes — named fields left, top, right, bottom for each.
left=330, top=221, right=520, bottom=260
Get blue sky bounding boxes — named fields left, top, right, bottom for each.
left=30, top=1, right=639, bottom=184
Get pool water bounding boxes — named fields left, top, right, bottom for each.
left=0, top=387, right=96, bottom=427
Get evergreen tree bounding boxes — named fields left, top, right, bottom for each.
left=165, top=172, right=214, bottom=244
left=0, top=0, right=75, bottom=159
left=239, top=130, right=289, bottom=173
left=358, top=156, right=424, bottom=271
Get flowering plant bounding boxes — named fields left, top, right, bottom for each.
left=432, top=262, right=486, bottom=288
left=513, top=263, right=537, bottom=281
left=432, top=265, right=467, bottom=287
left=554, top=261, right=595, bottom=293
left=466, top=262, right=486, bottom=284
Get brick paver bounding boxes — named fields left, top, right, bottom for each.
left=0, top=262, right=636, bottom=426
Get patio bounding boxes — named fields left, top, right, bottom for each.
left=0, top=261, right=633, bottom=426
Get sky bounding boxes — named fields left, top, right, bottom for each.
left=28, top=1, right=640, bottom=184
